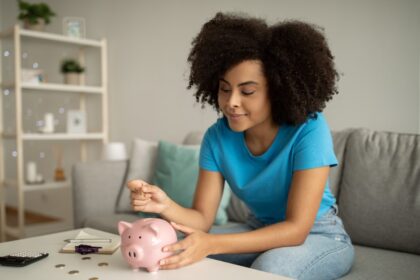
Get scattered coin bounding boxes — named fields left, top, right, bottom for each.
left=89, top=278, right=99, bottom=280
left=82, top=256, right=91, bottom=260
left=68, top=270, right=79, bottom=275
left=98, top=262, right=109, bottom=267
left=55, top=264, right=66, bottom=268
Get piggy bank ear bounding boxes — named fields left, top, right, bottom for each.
left=148, top=223, right=159, bottom=237
left=118, top=221, right=132, bottom=235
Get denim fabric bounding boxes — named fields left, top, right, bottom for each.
left=209, top=206, right=354, bottom=280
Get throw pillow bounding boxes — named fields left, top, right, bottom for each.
left=115, top=138, right=158, bottom=213
left=150, top=140, right=231, bottom=225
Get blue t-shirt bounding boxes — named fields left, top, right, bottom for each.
left=199, top=113, right=337, bottom=225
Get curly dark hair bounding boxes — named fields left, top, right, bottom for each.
left=187, top=12, right=339, bottom=125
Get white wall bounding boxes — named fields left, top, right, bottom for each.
left=2, top=0, right=420, bottom=148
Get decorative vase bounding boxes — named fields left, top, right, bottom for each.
left=54, top=167, right=66, bottom=181
left=23, top=19, right=46, bottom=31
left=64, top=73, right=80, bottom=85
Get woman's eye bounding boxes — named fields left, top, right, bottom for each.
left=220, top=88, right=231, bottom=93
left=242, top=90, right=255, bottom=95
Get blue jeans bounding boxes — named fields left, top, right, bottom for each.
left=209, top=206, right=354, bottom=280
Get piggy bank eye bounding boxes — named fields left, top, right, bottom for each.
left=138, top=236, right=142, bottom=239
left=128, top=235, right=131, bottom=239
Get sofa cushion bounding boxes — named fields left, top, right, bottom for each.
left=152, top=140, right=231, bottom=225
left=338, top=245, right=420, bottom=280
left=72, top=160, right=128, bottom=228
left=338, top=129, right=420, bottom=254
left=84, top=213, right=139, bottom=235
left=330, top=129, right=355, bottom=197
left=115, top=138, right=158, bottom=213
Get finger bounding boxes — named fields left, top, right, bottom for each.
left=127, top=180, right=147, bottom=191
left=131, top=198, right=151, bottom=206
left=140, top=184, right=161, bottom=195
left=170, top=222, right=195, bottom=235
left=163, top=238, right=189, bottom=253
left=131, top=192, right=151, bottom=200
left=159, top=252, right=192, bottom=270
left=133, top=205, right=150, bottom=213
left=132, top=205, right=152, bottom=212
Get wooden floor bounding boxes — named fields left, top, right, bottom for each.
left=3, top=207, right=62, bottom=241
left=5, top=206, right=61, bottom=226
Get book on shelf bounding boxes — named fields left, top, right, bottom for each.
left=60, top=229, right=120, bottom=255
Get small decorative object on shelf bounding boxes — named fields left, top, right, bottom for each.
left=54, top=168, right=65, bottom=182
left=17, top=0, right=56, bottom=31
left=60, top=59, right=84, bottom=85
left=39, top=112, right=55, bottom=133
left=67, top=110, right=86, bottom=134
left=21, top=68, right=44, bottom=84
left=26, top=161, right=37, bottom=183
left=25, top=161, right=45, bottom=184
left=53, top=145, right=66, bottom=182
left=63, top=17, right=86, bottom=38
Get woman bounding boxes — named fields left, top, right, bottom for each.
left=128, top=12, right=354, bottom=279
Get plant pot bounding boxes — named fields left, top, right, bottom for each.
left=23, top=18, right=46, bottom=31
left=64, top=73, right=80, bottom=85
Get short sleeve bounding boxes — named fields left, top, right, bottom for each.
left=199, top=127, right=220, bottom=172
left=293, top=115, right=338, bottom=171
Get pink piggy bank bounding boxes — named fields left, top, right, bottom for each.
left=118, top=218, right=177, bottom=272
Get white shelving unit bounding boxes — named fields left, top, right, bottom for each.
left=0, top=25, right=109, bottom=241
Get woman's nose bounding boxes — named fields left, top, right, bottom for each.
left=227, top=91, right=241, bottom=108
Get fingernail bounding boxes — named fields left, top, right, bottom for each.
left=163, top=247, right=168, bottom=252
left=160, top=260, right=165, bottom=265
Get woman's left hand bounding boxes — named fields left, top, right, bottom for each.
left=159, top=222, right=214, bottom=270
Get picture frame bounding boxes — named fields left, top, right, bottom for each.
left=67, top=110, right=86, bottom=134
left=21, top=68, right=44, bottom=84
left=63, top=17, right=86, bottom=38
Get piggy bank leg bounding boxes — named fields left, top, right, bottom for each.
left=147, top=265, right=159, bottom=273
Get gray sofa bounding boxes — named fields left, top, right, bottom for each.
left=72, top=128, right=420, bottom=279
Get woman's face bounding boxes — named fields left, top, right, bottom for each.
left=218, top=60, right=273, bottom=133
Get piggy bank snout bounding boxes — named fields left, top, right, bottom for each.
left=124, top=244, right=144, bottom=261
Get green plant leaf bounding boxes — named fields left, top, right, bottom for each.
left=17, top=0, right=56, bottom=25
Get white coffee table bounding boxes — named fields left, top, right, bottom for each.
left=0, top=227, right=292, bottom=280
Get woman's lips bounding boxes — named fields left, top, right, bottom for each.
left=227, top=113, right=247, bottom=120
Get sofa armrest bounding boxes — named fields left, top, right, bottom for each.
left=72, top=160, right=128, bottom=228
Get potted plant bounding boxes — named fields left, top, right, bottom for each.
left=18, top=0, right=56, bottom=31
left=61, top=59, right=84, bottom=85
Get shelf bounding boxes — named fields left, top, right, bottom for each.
left=2, top=132, right=105, bottom=140
left=23, top=133, right=105, bottom=140
left=0, top=24, right=107, bottom=241
left=4, top=179, right=70, bottom=192
left=1, top=82, right=103, bottom=94
left=22, top=82, right=104, bottom=94
left=0, top=25, right=102, bottom=47
left=20, top=28, right=102, bottom=47
left=19, top=28, right=103, bottom=47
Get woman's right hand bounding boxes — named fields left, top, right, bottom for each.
left=127, top=180, right=171, bottom=214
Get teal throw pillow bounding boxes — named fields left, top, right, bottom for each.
left=144, top=140, right=230, bottom=225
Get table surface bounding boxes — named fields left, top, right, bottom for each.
left=0, top=228, right=292, bottom=280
